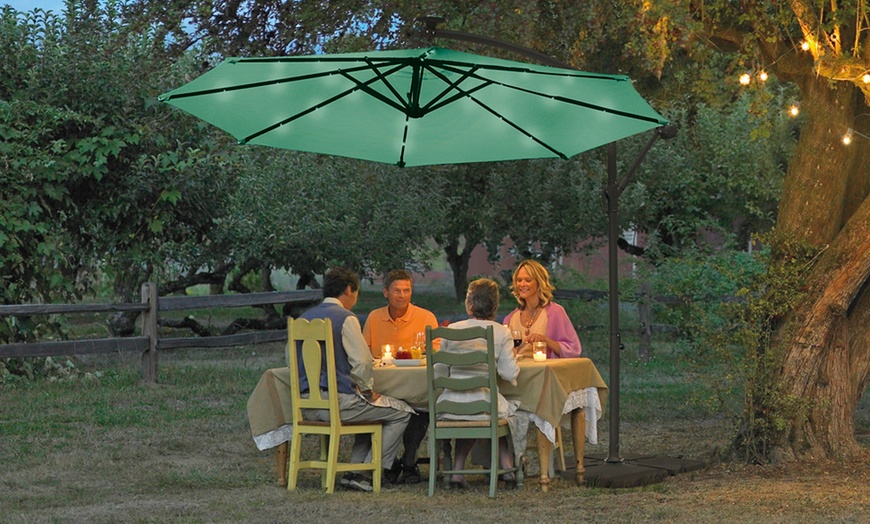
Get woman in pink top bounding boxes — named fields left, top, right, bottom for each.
left=503, top=259, right=582, bottom=359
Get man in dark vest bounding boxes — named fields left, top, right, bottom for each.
left=298, top=267, right=411, bottom=492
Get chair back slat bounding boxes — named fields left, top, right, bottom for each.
left=288, top=318, right=340, bottom=420
left=435, top=399, right=492, bottom=417
left=431, top=347, right=488, bottom=367
left=298, top=338, right=328, bottom=409
left=433, top=375, right=491, bottom=391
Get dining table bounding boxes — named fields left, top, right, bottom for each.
left=247, top=357, right=607, bottom=490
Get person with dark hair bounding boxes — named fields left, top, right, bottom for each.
left=362, top=269, right=440, bottom=484
left=435, top=278, right=520, bottom=489
left=297, top=267, right=411, bottom=492
left=504, top=259, right=582, bottom=359
left=363, top=269, right=440, bottom=357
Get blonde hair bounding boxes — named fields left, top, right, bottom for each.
left=510, top=259, right=554, bottom=309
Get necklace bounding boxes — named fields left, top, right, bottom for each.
left=523, top=306, right=541, bottom=335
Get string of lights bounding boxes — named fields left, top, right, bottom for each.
left=737, top=41, right=870, bottom=144
left=841, top=127, right=870, bottom=145
left=842, top=114, right=870, bottom=145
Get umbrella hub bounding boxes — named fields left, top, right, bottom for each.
left=406, top=60, right=425, bottom=118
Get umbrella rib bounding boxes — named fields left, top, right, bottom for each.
left=435, top=59, right=620, bottom=81
left=435, top=63, right=667, bottom=126
left=420, top=63, right=492, bottom=114
left=399, top=114, right=411, bottom=168
left=414, top=63, right=485, bottom=115
left=420, top=64, right=567, bottom=159
left=522, top=87, right=665, bottom=125
left=241, top=63, right=411, bottom=143
left=160, top=60, right=407, bottom=101
left=348, top=58, right=415, bottom=115
left=470, top=97, right=568, bottom=159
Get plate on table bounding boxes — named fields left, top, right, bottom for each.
left=393, top=358, right=425, bottom=367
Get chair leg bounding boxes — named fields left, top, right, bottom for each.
left=276, top=442, right=289, bottom=487
left=489, top=438, right=498, bottom=498
left=288, top=433, right=303, bottom=491
left=428, top=435, right=437, bottom=497
left=324, top=434, right=340, bottom=493
left=371, top=429, right=382, bottom=494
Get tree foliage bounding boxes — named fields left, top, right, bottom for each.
left=653, top=1, right=870, bottom=461
left=224, top=150, right=442, bottom=282
left=1, top=4, right=230, bottom=340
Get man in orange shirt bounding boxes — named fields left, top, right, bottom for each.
left=363, top=269, right=440, bottom=484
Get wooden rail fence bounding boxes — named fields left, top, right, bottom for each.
left=0, top=282, right=322, bottom=383
left=2, top=282, right=703, bottom=379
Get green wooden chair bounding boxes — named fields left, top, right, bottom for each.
left=425, top=324, right=522, bottom=497
left=286, top=317, right=383, bottom=493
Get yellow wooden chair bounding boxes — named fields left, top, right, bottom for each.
left=425, top=324, right=523, bottom=498
left=286, top=317, right=383, bottom=493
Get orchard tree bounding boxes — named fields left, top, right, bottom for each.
left=485, top=157, right=605, bottom=265
left=225, top=150, right=442, bottom=287
left=625, top=95, right=794, bottom=263
left=0, top=4, right=245, bottom=338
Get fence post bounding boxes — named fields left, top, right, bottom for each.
left=638, top=282, right=652, bottom=362
left=141, top=282, right=158, bottom=384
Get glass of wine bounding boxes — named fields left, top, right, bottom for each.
left=511, top=329, right=523, bottom=351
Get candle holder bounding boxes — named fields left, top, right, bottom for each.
left=533, top=351, right=547, bottom=362
left=381, top=344, right=394, bottom=365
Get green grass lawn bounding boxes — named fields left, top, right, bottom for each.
left=4, top=290, right=870, bottom=522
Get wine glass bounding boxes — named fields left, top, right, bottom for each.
left=511, top=329, right=523, bottom=351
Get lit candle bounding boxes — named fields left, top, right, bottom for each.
left=533, top=350, right=547, bottom=362
left=382, top=345, right=393, bottom=365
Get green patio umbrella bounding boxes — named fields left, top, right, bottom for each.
left=158, top=46, right=668, bottom=167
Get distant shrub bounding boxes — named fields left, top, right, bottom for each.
left=1, top=357, right=102, bottom=385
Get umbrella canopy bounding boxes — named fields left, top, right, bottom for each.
left=159, top=47, right=668, bottom=167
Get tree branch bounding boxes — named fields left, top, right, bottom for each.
left=159, top=316, right=214, bottom=337
left=617, top=236, right=646, bottom=257
left=158, top=263, right=233, bottom=297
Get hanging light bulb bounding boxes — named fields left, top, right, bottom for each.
left=739, top=73, right=752, bottom=85
left=863, top=74, right=870, bottom=84
left=801, top=41, right=811, bottom=51
left=758, top=71, right=768, bottom=82
left=843, top=128, right=854, bottom=145
left=789, top=105, right=800, bottom=117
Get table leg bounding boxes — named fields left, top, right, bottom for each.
left=536, top=428, right=551, bottom=492
left=570, top=409, right=586, bottom=486
left=276, top=441, right=289, bottom=487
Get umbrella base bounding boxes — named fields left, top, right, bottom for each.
left=557, top=453, right=706, bottom=488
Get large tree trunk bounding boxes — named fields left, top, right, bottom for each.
left=443, top=238, right=473, bottom=302
left=767, top=76, right=870, bottom=460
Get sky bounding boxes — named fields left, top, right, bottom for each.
left=2, top=1, right=67, bottom=13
